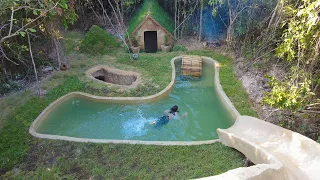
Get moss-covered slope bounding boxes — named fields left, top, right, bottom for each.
left=80, top=25, right=120, bottom=55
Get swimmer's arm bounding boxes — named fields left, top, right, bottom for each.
left=181, top=112, right=188, bottom=118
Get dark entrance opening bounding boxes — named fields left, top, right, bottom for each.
left=92, top=68, right=138, bottom=86
left=95, top=75, right=105, bottom=81
left=144, top=31, right=158, bottom=53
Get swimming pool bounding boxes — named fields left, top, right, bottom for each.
left=30, top=56, right=239, bottom=145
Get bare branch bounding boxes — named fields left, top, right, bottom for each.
left=299, top=110, right=320, bottom=114
left=86, top=0, right=103, bottom=25
left=95, top=0, right=131, bottom=56
left=244, top=48, right=276, bottom=72
left=0, top=2, right=59, bottom=44
left=306, top=103, right=320, bottom=107
left=0, top=24, right=9, bottom=33
left=174, top=0, right=199, bottom=32
left=8, top=9, right=14, bottom=36
left=0, top=47, right=19, bottom=65
left=27, top=32, right=41, bottom=96
left=231, top=6, right=252, bottom=25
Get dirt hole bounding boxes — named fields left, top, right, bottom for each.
left=92, top=69, right=137, bottom=86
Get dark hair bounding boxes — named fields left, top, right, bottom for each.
left=169, top=105, right=179, bottom=114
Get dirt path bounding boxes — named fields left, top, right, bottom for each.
left=232, top=56, right=319, bottom=141
left=233, top=57, right=280, bottom=121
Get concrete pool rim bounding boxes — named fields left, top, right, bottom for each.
left=29, top=56, right=241, bottom=145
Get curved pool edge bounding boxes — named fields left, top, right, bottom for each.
left=29, top=56, right=240, bottom=145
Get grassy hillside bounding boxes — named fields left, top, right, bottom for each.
left=80, top=25, right=120, bottom=55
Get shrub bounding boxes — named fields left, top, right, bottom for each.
left=80, top=25, right=120, bottom=55
left=172, top=45, right=187, bottom=52
left=130, top=36, right=139, bottom=47
left=164, top=35, right=169, bottom=46
left=0, top=80, right=20, bottom=95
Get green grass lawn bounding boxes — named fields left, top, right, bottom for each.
left=0, top=31, right=257, bottom=179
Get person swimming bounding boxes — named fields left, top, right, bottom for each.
left=151, top=105, right=187, bottom=126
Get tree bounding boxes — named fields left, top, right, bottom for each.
left=0, top=0, right=77, bottom=95
left=264, top=0, right=320, bottom=112
left=86, top=0, right=132, bottom=55
left=158, top=0, right=200, bottom=39
left=199, top=0, right=203, bottom=42
left=209, top=0, right=255, bottom=48
left=27, top=32, right=40, bottom=95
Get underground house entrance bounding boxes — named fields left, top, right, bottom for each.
left=144, top=31, right=158, bottom=53
left=89, top=66, right=140, bottom=86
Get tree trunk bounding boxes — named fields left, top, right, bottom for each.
left=1, top=58, right=7, bottom=78
left=309, top=39, right=320, bottom=72
left=53, top=38, right=61, bottom=69
left=268, top=3, right=279, bottom=29
left=227, top=23, right=234, bottom=48
left=49, top=22, right=61, bottom=69
left=227, top=0, right=234, bottom=48
left=27, top=33, right=41, bottom=96
left=181, top=12, right=185, bottom=38
left=174, top=0, right=177, bottom=38
left=313, top=83, right=319, bottom=94
left=199, top=0, right=203, bottom=42
left=177, top=1, right=180, bottom=39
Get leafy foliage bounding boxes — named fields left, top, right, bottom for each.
left=164, top=35, right=169, bottom=46
left=264, top=0, right=320, bottom=111
left=130, top=36, right=139, bottom=47
left=0, top=80, right=21, bottom=95
left=209, top=0, right=276, bottom=49
left=157, top=0, right=202, bottom=38
left=264, top=74, right=314, bottom=110
left=0, top=0, right=78, bottom=87
left=276, top=0, right=320, bottom=62
left=80, top=25, right=120, bottom=55
left=122, top=0, right=143, bottom=17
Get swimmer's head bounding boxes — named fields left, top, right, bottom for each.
left=170, top=105, right=179, bottom=113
